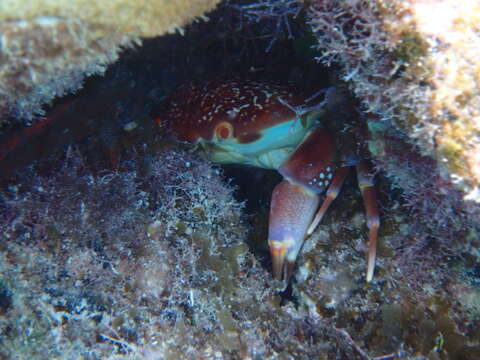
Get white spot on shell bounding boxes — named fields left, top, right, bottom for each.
left=123, top=121, right=137, bottom=132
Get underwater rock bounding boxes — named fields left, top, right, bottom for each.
left=0, top=150, right=257, bottom=358
left=291, top=187, right=480, bottom=359
left=307, top=3, right=480, bottom=314
left=0, top=0, right=221, bottom=123
left=308, top=0, right=480, bottom=201
left=1, top=148, right=420, bottom=359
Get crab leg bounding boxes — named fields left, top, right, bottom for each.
left=306, top=166, right=350, bottom=236
left=356, top=161, right=380, bottom=282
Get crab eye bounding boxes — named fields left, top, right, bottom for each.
left=215, top=121, right=234, bottom=140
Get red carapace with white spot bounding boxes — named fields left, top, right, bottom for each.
left=154, top=78, right=380, bottom=283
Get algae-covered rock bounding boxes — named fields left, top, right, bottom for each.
left=290, top=183, right=480, bottom=359
left=0, top=149, right=258, bottom=358
left=0, top=0, right=221, bottom=38
left=1, top=147, right=391, bottom=359
left=309, top=0, right=480, bottom=200
left=0, top=0, right=221, bottom=123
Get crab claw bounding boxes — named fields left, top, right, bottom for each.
left=268, top=180, right=320, bottom=281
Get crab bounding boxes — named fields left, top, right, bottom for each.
left=153, top=78, right=380, bottom=282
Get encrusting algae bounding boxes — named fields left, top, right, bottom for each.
left=0, top=0, right=221, bottom=122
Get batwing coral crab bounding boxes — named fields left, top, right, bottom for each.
left=153, top=78, right=380, bottom=282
